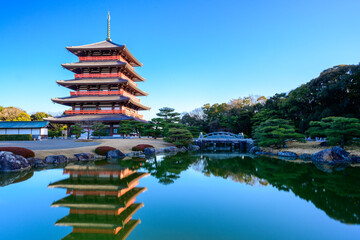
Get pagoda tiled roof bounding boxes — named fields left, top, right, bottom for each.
left=63, top=163, right=129, bottom=172
left=66, top=40, right=142, bottom=67
left=61, top=219, right=140, bottom=240
left=61, top=61, right=145, bottom=82
left=56, top=78, right=148, bottom=96
left=48, top=172, right=149, bottom=191
left=51, top=187, right=146, bottom=209
left=45, top=114, right=147, bottom=124
left=55, top=203, right=143, bottom=228
left=51, top=95, right=150, bottom=110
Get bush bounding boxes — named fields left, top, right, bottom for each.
left=0, top=134, right=32, bottom=141
left=132, top=144, right=154, bottom=151
left=95, top=146, right=116, bottom=156
left=48, top=130, right=62, bottom=138
left=253, top=119, right=304, bottom=148
left=0, top=147, right=35, bottom=158
left=164, top=128, right=193, bottom=147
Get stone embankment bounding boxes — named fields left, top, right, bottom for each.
left=0, top=145, right=201, bottom=172
left=249, top=146, right=360, bottom=166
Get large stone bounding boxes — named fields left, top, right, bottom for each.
left=350, top=155, right=360, bottom=164
left=143, top=147, right=156, bottom=155
left=180, top=146, right=188, bottom=152
left=106, top=150, right=125, bottom=159
left=188, top=145, right=200, bottom=151
left=164, top=146, right=179, bottom=153
left=45, top=155, right=68, bottom=164
left=311, top=147, right=350, bottom=164
left=0, top=151, right=31, bottom=172
left=27, top=157, right=46, bottom=168
left=255, top=151, right=270, bottom=155
left=278, top=151, right=298, bottom=159
left=249, top=146, right=260, bottom=154
left=299, top=153, right=311, bottom=161
left=332, top=146, right=350, bottom=159
left=74, top=153, right=95, bottom=161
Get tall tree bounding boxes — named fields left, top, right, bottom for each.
left=71, top=123, right=85, bottom=139
left=92, top=122, right=107, bottom=138
left=118, top=121, right=134, bottom=138
left=0, top=107, right=31, bottom=121
left=156, top=107, right=181, bottom=123
left=31, top=112, right=51, bottom=121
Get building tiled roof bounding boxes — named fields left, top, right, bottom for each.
left=66, top=40, right=124, bottom=50
left=51, top=96, right=150, bottom=110
left=0, top=121, right=49, bottom=129
left=61, top=61, right=145, bottom=82
left=66, top=40, right=142, bottom=67
left=56, top=78, right=148, bottom=96
left=62, top=61, right=126, bottom=68
left=45, top=114, right=147, bottom=123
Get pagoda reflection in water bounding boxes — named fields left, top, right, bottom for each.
left=49, top=161, right=149, bottom=240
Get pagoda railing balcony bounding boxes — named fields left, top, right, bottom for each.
left=70, top=90, right=140, bottom=102
left=79, top=56, right=124, bottom=61
left=74, top=73, right=138, bottom=86
left=64, top=109, right=143, bottom=119
left=78, top=56, right=134, bottom=69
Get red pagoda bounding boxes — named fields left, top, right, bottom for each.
left=47, top=13, right=149, bottom=136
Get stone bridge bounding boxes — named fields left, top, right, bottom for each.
left=193, top=132, right=254, bottom=151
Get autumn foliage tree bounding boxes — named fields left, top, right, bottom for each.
left=0, top=107, right=31, bottom=121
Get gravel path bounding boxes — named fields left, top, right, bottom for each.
left=0, top=139, right=100, bottom=150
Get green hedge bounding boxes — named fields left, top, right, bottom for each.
left=0, top=134, right=33, bottom=141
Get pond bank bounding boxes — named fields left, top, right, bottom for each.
left=32, top=138, right=173, bottom=158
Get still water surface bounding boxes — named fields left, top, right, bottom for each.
left=0, top=153, right=360, bottom=239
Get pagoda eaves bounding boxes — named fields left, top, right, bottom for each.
left=66, top=40, right=143, bottom=67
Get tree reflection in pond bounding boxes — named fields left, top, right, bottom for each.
left=142, top=152, right=360, bottom=224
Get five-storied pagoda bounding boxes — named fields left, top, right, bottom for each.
left=47, top=13, right=150, bottom=136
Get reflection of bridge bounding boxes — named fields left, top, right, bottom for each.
left=194, top=132, right=254, bottom=151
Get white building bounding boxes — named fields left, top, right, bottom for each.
left=0, top=121, right=50, bottom=139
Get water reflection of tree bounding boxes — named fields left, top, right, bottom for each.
left=142, top=153, right=198, bottom=185
left=200, top=155, right=360, bottom=224
left=137, top=152, right=360, bottom=224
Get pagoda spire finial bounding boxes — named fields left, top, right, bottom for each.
left=106, top=11, right=111, bottom=41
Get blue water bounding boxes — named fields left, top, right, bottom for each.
left=0, top=153, right=359, bottom=239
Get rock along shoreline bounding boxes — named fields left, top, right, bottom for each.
left=249, top=146, right=360, bottom=167
left=0, top=145, right=201, bottom=173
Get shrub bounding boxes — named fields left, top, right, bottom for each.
left=164, top=128, right=193, bottom=147
left=95, top=146, right=116, bottom=156
left=48, top=130, right=62, bottom=138
left=132, top=144, right=154, bottom=151
left=253, top=119, right=304, bottom=148
left=0, top=134, right=32, bottom=141
left=0, top=147, right=35, bottom=158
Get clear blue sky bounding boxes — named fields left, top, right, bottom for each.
left=1, top=0, right=360, bottom=120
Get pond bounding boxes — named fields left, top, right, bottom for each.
left=0, top=152, right=360, bottom=239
